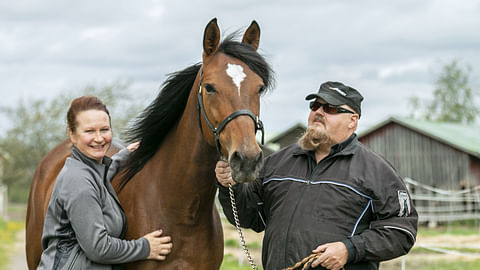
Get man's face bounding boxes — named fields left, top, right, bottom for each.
left=307, top=98, right=358, bottom=145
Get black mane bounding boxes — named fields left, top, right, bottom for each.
left=117, top=34, right=274, bottom=189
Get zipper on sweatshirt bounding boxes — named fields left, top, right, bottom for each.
left=67, top=248, right=81, bottom=270
left=283, top=155, right=319, bottom=267
left=283, top=183, right=308, bottom=267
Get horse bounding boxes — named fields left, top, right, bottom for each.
left=25, top=18, right=274, bottom=270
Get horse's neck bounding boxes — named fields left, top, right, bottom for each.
left=150, top=88, right=218, bottom=192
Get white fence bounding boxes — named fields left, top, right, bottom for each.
left=0, top=185, right=7, bottom=219
left=404, top=177, right=480, bottom=226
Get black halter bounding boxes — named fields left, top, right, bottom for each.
left=197, top=66, right=265, bottom=159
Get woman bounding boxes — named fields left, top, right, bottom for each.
left=37, top=96, right=172, bottom=270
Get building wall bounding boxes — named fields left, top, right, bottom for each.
left=359, top=123, right=474, bottom=189
left=470, top=156, right=480, bottom=186
left=271, top=126, right=305, bottom=149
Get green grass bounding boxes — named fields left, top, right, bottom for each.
left=409, top=246, right=480, bottom=255
left=220, top=254, right=263, bottom=270
left=7, top=203, right=27, bottom=222
left=418, top=225, right=480, bottom=237
left=0, top=218, right=24, bottom=270
left=402, top=260, right=480, bottom=270
left=224, top=239, right=262, bottom=249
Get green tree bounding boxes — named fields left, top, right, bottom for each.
left=408, top=60, right=479, bottom=123
left=0, top=81, right=144, bottom=202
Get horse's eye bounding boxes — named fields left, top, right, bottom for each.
left=204, top=84, right=216, bottom=94
left=258, top=86, right=266, bottom=95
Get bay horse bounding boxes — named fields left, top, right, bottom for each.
left=26, top=18, right=274, bottom=270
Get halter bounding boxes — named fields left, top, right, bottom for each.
left=197, top=66, right=265, bottom=159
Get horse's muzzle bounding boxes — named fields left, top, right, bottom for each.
left=229, top=150, right=263, bottom=183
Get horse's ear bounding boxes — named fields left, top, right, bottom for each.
left=203, top=18, right=220, bottom=57
left=242, top=20, right=260, bottom=51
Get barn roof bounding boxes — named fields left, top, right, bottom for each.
left=267, top=122, right=306, bottom=144
left=358, top=116, right=480, bottom=158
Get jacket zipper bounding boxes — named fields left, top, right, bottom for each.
left=67, top=249, right=81, bottom=270
left=283, top=157, right=319, bottom=266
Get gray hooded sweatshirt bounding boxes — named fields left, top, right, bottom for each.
left=37, top=146, right=149, bottom=270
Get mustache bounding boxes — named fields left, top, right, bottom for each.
left=312, top=115, right=325, bottom=124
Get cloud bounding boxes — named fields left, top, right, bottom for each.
left=1, top=0, right=480, bottom=135
left=378, top=59, right=433, bottom=80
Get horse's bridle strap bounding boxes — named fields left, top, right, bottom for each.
left=196, top=66, right=264, bottom=158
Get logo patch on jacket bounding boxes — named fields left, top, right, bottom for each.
left=398, top=190, right=411, bottom=217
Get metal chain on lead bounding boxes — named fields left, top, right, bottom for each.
left=228, top=183, right=258, bottom=270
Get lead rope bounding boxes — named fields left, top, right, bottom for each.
left=283, top=252, right=346, bottom=270
left=228, top=183, right=258, bottom=270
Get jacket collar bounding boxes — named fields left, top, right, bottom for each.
left=70, top=145, right=112, bottom=172
left=293, top=133, right=358, bottom=158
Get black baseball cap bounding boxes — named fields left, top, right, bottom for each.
left=305, top=81, right=364, bottom=116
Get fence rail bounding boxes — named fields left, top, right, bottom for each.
left=404, top=178, right=480, bottom=225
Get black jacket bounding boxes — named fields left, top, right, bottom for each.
left=218, top=135, right=418, bottom=270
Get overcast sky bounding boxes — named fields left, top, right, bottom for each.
left=1, top=0, right=479, bottom=137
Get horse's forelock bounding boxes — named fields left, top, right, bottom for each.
left=218, top=34, right=275, bottom=93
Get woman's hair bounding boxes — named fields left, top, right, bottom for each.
left=67, top=96, right=111, bottom=132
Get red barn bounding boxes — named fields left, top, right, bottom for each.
left=358, top=116, right=480, bottom=190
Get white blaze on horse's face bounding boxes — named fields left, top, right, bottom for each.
left=226, top=63, right=246, bottom=96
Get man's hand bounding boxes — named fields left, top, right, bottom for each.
left=215, top=160, right=236, bottom=187
left=311, top=241, right=348, bottom=270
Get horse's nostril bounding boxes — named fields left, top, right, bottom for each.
left=256, top=151, right=263, bottom=164
left=229, top=151, right=242, bottom=171
left=230, top=150, right=263, bottom=171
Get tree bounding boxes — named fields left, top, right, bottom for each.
left=0, top=81, right=144, bottom=202
left=408, top=60, right=479, bottom=123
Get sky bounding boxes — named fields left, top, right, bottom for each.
left=1, top=0, right=479, bottom=137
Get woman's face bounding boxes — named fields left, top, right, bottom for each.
left=69, top=109, right=112, bottom=163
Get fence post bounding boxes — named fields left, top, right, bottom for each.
left=0, top=185, right=7, bottom=220
left=428, top=187, right=437, bottom=228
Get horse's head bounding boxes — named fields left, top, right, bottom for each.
left=198, top=18, right=273, bottom=183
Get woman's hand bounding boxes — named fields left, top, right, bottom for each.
left=126, top=141, right=140, bottom=152
left=143, top=229, right=173, bottom=261
left=215, top=160, right=236, bottom=187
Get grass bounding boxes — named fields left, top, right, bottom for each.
left=418, top=226, right=480, bottom=237
left=225, top=239, right=262, bottom=249
left=386, top=260, right=480, bottom=270
left=417, top=221, right=480, bottom=237
left=7, top=203, right=27, bottom=222
left=220, top=254, right=263, bottom=270
left=408, top=246, right=480, bottom=255
left=0, top=218, right=24, bottom=270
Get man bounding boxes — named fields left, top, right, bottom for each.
left=216, top=81, right=418, bottom=270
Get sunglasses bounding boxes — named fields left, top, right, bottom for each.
left=309, top=101, right=355, bottom=114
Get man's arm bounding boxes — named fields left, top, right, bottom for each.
left=216, top=161, right=266, bottom=232
left=349, top=165, right=418, bottom=262
left=312, top=162, right=418, bottom=268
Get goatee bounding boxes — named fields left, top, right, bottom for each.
left=298, top=125, right=333, bottom=151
